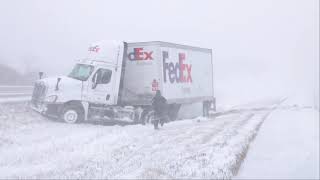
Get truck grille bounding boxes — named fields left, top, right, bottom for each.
left=31, top=82, right=47, bottom=107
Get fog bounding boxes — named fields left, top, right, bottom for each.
left=0, top=0, right=318, bottom=107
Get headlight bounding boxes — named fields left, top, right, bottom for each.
left=45, top=95, right=58, bottom=103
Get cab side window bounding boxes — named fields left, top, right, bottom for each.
left=93, top=69, right=112, bottom=84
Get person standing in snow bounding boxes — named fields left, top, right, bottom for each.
left=151, top=90, right=168, bottom=130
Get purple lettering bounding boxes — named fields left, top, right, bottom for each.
left=163, top=51, right=192, bottom=84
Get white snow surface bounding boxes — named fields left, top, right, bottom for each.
left=236, top=103, right=319, bottom=179
left=1, top=97, right=318, bottom=179
left=0, top=100, right=281, bottom=179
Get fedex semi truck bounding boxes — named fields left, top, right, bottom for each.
left=31, top=41, right=215, bottom=124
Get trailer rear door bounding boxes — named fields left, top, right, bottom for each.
left=160, top=44, right=214, bottom=104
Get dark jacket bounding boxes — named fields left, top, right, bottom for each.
left=151, top=94, right=167, bottom=115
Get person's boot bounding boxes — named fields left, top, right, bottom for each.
left=154, top=121, right=159, bottom=130
left=160, top=120, right=164, bottom=127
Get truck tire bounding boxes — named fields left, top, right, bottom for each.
left=203, top=101, right=210, bottom=117
left=142, top=111, right=155, bottom=125
left=168, top=104, right=181, bottom=121
left=140, top=109, right=151, bottom=125
left=61, top=105, right=84, bottom=124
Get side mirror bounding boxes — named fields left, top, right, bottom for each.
left=92, top=73, right=99, bottom=89
left=39, top=72, right=44, bottom=79
left=55, top=77, right=61, bottom=91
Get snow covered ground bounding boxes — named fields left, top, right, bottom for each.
left=236, top=101, right=319, bottom=179
left=0, top=99, right=282, bottom=179
left=0, top=97, right=318, bottom=179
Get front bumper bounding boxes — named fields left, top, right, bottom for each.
left=30, top=102, right=62, bottom=118
left=30, top=102, right=47, bottom=114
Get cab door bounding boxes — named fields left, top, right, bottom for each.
left=89, top=67, right=114, bottom=105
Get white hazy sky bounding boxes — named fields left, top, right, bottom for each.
left=0, top=0, right=319, bottom=106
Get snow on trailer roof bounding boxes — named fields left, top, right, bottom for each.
left=77, top=59, right=118, bottom=67
left=126, top=41, right=212, bottom=53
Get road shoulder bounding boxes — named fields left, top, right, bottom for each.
left=236, top=107, right=319, bottom=179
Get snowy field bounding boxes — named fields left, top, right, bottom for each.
left=0, top=97, right=318, bottom=179
left=0, top=98, right=285, bottom=179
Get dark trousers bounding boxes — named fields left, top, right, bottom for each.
left=153, top=112, right=166, bottom=129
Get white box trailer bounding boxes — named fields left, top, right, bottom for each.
left=120, top=42, right=214, bottom=106
left=31, top=41, right=215, bottom=124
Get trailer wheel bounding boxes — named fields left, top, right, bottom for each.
left=141, top=111, right=155, bottom=125
left=168, top=104, right=181, bottom=121
left=203, top=101, right=210, bottom=117
left=61, top=105, right=84, bottom=124
left=147, top=111, right=156, bottom=124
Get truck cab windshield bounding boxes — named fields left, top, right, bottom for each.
left=68, top=64, right=94, bottom=81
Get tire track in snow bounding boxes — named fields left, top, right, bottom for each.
left=133, top=102, right=281, bottom=179
left=105, top=113, right=253, bottom=178
left=67, top=110, right=264, bottom=178
left=161, top=113, right=255, bottom=178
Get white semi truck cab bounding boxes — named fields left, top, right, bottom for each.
left=31, top=41, right=215, bottom=124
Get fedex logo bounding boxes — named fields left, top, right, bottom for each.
left=128, top=48, right=153, bottom=61
left=88, top=45, right=100, bottom=52
left=163, top=51, right=192, bottom=83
